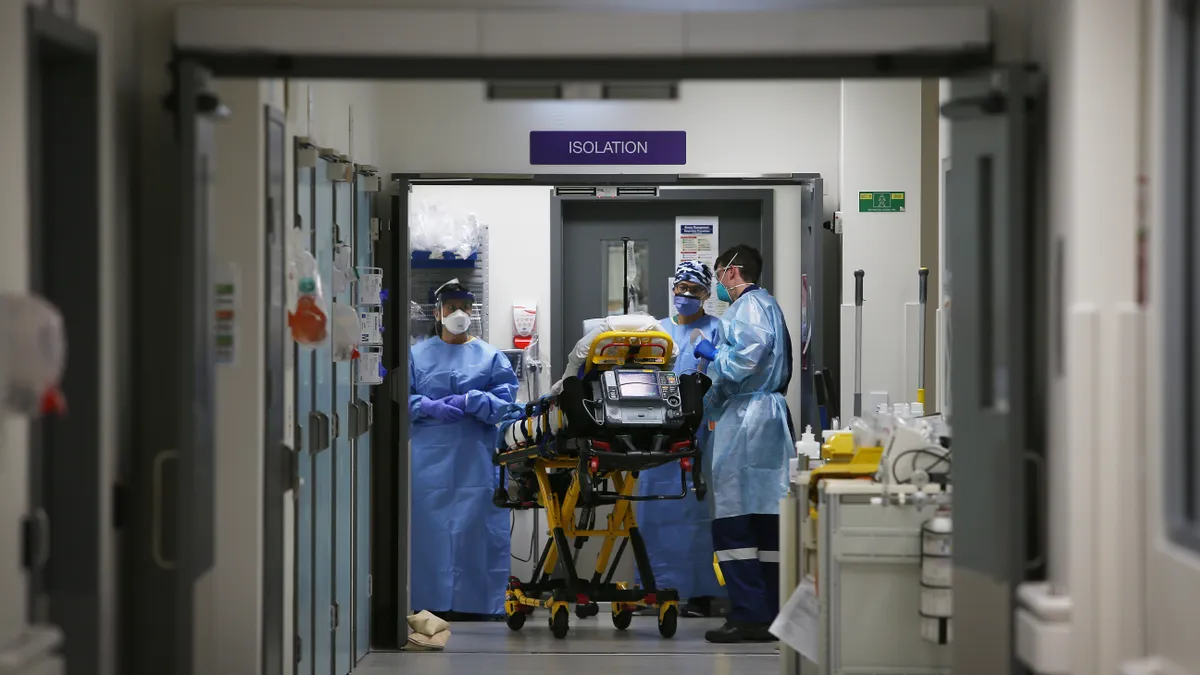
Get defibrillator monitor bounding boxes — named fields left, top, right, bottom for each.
left=614, top=371, right=661, bottom=399
left=600, top=369, right=684, bottom=428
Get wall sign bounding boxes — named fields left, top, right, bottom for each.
left=529, top=131, right=686, bottom=166
left=858, top=191, right=906, bottom=213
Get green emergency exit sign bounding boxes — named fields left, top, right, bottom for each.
left=859, top=191, right=906, bottom=213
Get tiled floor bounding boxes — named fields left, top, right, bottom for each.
left=357, top=615, right=779, bottom=674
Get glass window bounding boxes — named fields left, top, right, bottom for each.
left=602, top=239, right=650, bottom=316
left=1166, top=0, right=1200, bottom=552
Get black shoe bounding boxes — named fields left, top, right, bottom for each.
left=704, top=621, right=778, bottom=644
left=682, top=597, right=714, bottom=618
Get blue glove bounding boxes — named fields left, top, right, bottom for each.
left=443, top=394, right=467, bottom=411
left=693, top=338, right=718, bottom=362
left=422, top=397, right=464, bottom=423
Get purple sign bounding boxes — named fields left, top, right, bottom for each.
left=529, top=131, right=687, bottom=166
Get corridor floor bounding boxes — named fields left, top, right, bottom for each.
left=357, top=615, right=778, bottom=675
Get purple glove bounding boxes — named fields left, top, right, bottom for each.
left=422, top=397, right=464, bottom=423
left=443, top=394, right=467, bottom=411
left=693, top=338, right=718, bottom=362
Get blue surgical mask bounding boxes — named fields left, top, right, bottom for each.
left=715, top=283, right=732, bottom=303
left=673, top=294, right=703, bottom=316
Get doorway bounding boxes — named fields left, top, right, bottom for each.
left=25, top=6, right=101, bottom=672
left=553, top=191, right=774, bottom=380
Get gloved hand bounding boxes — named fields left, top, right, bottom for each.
left=442, top=394, right=467, bottom=411
left=422, top=397, right=464, bottom=423
left=693, top=338, right=718, bottom=362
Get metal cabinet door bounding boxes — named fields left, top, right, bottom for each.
left=313, top=158, right=336, bottom=675
left=292, top=140, right=316, bottom=675
left=332, top=179, right=355, bottom=674
left=352, top=175, right=375, bottom=663
left=292, top=140, right=317, bottom=675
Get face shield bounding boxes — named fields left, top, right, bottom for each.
left=434, top=278, right=475, bottom=335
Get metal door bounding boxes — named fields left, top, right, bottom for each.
left=24, top=7, right=99, bottom=669
left=1142, top=4, right=1200, bottom=673
left=130, top=58, right=224, bottom=675
left=293, top=139, right=316, bottom=675
left=352, top=172, right=376, bottom=663
left=332, top=177, right=354, bottom=674
left=262, top=106, right=288, bottom=675
left=554, top=196, right=768, bottom=379
left=942, top=67, right=1042, bottom=675
left=313, top=157, right=336, bottom=675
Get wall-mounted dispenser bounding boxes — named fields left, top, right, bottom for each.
left=0, top=293, right=67, bottom=416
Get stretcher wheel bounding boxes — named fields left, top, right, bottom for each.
left=575, top=602, right=600, bottom=619
left=657, top=605, right=678, bottom=638
left=549, top=606, right=570, bottom=639
left=505, top=610, right=527, bottom=631
left=611, top=607, right=634, bottom=631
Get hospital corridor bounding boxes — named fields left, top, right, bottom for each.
left=3, top=2, right=1200, bottom=675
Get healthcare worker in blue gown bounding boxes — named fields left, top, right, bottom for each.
left=635, top=260, right=726, bottom=618
left=692, top=245, right=793, bottom=643
left=409, top=280, right=518, bottom=619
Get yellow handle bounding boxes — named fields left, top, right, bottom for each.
left=917, top=388, right=926, bottom=405
left=713, top=553, right=726, bottom=586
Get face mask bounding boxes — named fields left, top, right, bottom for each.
left=442, top=309, right=472, bottom=335
left=673, top=294, right=703, bottom=316
left=715, top=254, right=748, bottom=303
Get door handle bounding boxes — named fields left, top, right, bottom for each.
left=308, top=412, right=322, bottom=455
left=347, top=403, right=359, bottom=438
left=152, top=449, right=179, bottom=570
left=32, top=507, right=50, bottom=570
left=318, top=412, right=331, bottom=452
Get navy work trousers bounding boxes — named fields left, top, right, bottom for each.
left=711, top=514, right=780, bottom=625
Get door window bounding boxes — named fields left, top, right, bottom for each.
left=1165, top=0, right=1200, bottom=553
left=602, top=239, right=650, bottom=316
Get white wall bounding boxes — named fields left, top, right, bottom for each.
left=838, top=79, right=925, bottom=417
left=208, top=77, right=273, bottom=675
left=377, top=80, right=840, bottom=209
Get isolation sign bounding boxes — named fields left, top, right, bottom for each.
left=858, top=191, right=906, bottom=213
left=529, top=131, right=687, bottom=165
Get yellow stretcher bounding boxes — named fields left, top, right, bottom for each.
left=492, top=330, right=708, bottom=639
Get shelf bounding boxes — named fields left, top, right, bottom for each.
left=411, top=249, right=479, bottom=269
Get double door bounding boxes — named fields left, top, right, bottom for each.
left=294, top=144, right=377, bottom=675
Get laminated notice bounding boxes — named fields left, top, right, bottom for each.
left=770, top=577, right=819, bottom=663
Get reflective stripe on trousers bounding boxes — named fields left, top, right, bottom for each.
left=711, top=514, right=781, bottom=624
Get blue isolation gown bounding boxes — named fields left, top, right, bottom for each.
left=634, top=313, right=725, bottom=599
left=705, top=289, right=793, bottom=520
left=408, top=337, right=518, bottom=615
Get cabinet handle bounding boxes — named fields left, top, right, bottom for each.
left=152, top=449, right=179, bottom=570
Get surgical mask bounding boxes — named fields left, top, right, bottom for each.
left=715, top=253, right=748, bottom=303
left=673, top=294, right=703, bottom=316
left=442, top=309, right=472, bottom=335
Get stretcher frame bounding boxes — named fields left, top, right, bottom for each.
left=493, top=331, right=706, bottom=639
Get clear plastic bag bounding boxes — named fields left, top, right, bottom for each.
left=287, top=243, right=328, bottom=346
left=331, top=302, right=361, bottom=362
left=332, top=242, right=355, bottom=295
left=409, top=199, right=482, bottom=259
left=0, top=293, right=68, bottom=416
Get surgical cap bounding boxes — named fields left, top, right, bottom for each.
left=674, top=260, right=713, bottom=293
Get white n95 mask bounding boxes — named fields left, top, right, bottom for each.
left=443, top=310, right=472, bottom=335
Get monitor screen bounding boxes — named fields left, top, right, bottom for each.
left=616, top=371, right=660, bottom=399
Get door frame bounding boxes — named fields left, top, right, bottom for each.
left=25, top=3, right=101, bottom=669
left=167, top=22, right=996, bottom=652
